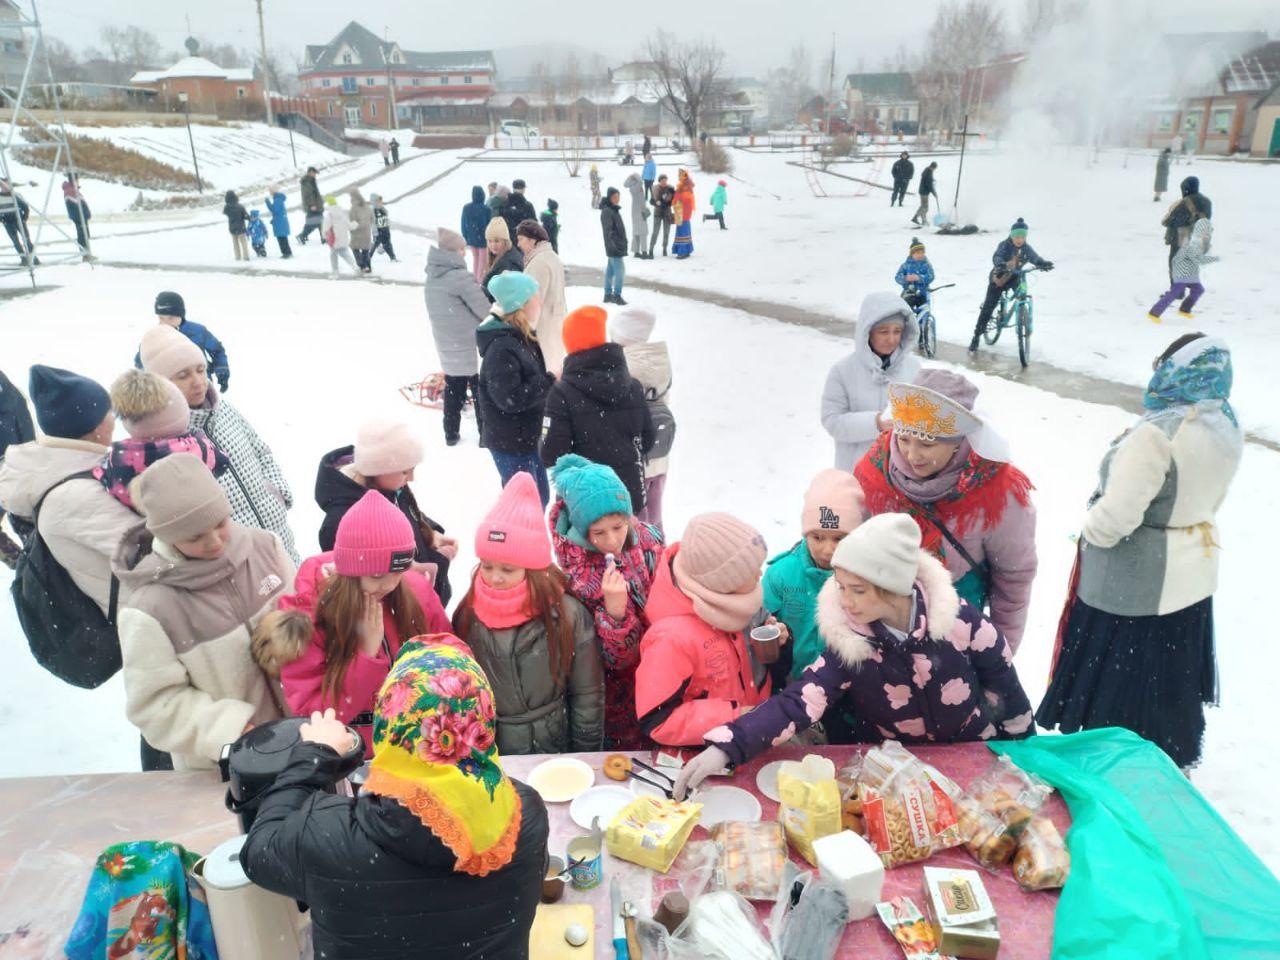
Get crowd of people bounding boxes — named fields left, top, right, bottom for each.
left=0, top=142, right=1245, bottom=957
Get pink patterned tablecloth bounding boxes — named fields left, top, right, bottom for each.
left=0, top=743, right=1065, bottom=958
left=503, top=742, right=1068, bottom=959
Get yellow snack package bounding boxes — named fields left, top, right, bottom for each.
left=605, top=795, right=703, bottom=873
left=777, top=754, right=843, bottom=865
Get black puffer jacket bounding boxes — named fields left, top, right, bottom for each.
left=476, top=318, right=554, bottom=454
left=650, top=182, right=675, bottom=222
left=223, top=191, right=248, bottom=235
left=891, top=157, right=914, bottom=183
left=243, top=742, right=549, bottom=960
left=314, top=445, right=452, bottom=606
left=482, top=247, right=524, bottom=303
left=500, top=191, right=538, bottom=241
left=539, top=343, right=655, bottom=511
left=601, top=197, right=627, bottom=257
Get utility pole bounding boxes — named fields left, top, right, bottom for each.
left=825, top=34, right=836, bottom=137
left=951, top=113, right=981, bottom=220
left=179, top=93, right=203, bottom=192
left=255, top=0, right=273, bottom=126
left=384, top=26, right=397, bottom=131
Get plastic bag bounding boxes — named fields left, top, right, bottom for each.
left=956, top=753, right=1052, bottom=871
left=651, top=839, right=721, bottom=911
left=1013, top=816, right=1070, bottom=891
left=683, top=890, right=775, bottom=960
left=605, top=795, right=702, bottom=873
left=857, top=741, right=963, bottom=868
left=710, top=821, right=787, bottom=901
left=774, top=877, right=850, bottom=960
left=777, top=754, right=843, bottom=865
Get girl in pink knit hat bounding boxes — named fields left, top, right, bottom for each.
left=451, top=473, right=605, bottom=755
left=256, top=490, right=451, bottom=757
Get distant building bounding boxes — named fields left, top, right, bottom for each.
left=130, top=57, right=260, bottom=117
left=1, top=0, right=27, bottom=92
left=844, top=72, right=920, bottom=134
left=1251, top=80, right=1280, bottom=157
left=299, top=21, right=494, bottom=130
left=490, top=62, right=673, bottom=136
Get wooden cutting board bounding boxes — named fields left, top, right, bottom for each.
left=529, top=903, right=595, bottom=960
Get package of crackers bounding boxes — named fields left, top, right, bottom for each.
left=710, top=821, right=788, bottom=901
left=856, top=742, right=964, bottom=869
left=1012, top=816, right=1070, bottom=891
left=956, top=754, right=1053, bottom=871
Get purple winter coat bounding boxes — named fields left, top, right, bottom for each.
left=706, top=552, right=1035, bottom=764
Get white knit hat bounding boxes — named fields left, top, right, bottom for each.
left=831, top=513, right=921, bottom=595
left=609, top=307, right=656, bottom=346
left=353, top=419, right=423, bottom=477
left=139, top=324, right=204, bottom=380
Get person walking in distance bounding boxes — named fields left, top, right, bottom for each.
left=62, top=173, right=91, bottom=256
left=1153, top=147, right=1171, bottom=202
left=322, top=196, right=360, bottom=277
left=370, top=194, right=397, bottom=262
left=265, top=184, right=292, bottom=259
left=462, top=185, right=493, bottom=282
left=379, top=138, right=391, bottom=167
left=600, top=187, right=629, bottom=306
left=703, top=180, right=728, bottom=230
left=297, top=167, right=324, bottom=245
left=223, top=191, right=249, bottom=261
left=911, top=162, right=937, bottom=226
left=389, top=138, right=401, bottom=165
left=348, top=189, right=375, bottom=274
left=649, top=174, right=675, bottom=257
left=890, top=151, right=914, bottom=207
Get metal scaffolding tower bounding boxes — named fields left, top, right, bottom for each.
left=1, top=0, right=90, bottom=285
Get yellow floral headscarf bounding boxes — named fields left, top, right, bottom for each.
left=362, top=634, right=521, bottom=876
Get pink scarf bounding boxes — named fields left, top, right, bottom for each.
left=472, top=576, right=535, bottom=630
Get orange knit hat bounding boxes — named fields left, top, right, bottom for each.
left=562, top=305, right=608, bottom=355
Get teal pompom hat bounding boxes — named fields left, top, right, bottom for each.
left=550, top=454, right=633, bottom=549
left=487, top=271, right=539, bottom=315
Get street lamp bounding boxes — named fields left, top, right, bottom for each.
left=178, top=92, right=203, bottom=192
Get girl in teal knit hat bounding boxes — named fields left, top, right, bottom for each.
left=548, top=454, right=665, bottom=749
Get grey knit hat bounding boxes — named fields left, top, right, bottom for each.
left=831, top=513, right=921, bottom=595
left=136, top=453, right=231, bottom=544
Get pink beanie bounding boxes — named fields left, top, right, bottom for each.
left=110, top=369, right=191, bottom=440
left=139, top=324, right=204, bottom=380
left=333, top=489, right=417, bottom=576
left=474, top=472, right=552, bottom=569
left=801, top=469, right=865, bottom=535
left=353, top=419, right=423, bottom=477
left=672, top=513, right=767, bottom=632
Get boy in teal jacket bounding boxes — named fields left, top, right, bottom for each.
left=762, top=469, right=864, bottom=681
left=703, top=180, right=728, bottom=230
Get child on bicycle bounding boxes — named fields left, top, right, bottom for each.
left=968, top=217, right=1054, bottom=353
left=896, top=237, right=935, bottom=311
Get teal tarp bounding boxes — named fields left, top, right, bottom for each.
left=993, top=730, right=1280, bottom=960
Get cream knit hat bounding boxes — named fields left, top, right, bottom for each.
left=139, top=324, right=204, bottom=380
left=353, top=419, right=424, bottom=478
left=831, top=513, right=921, bottom=595
left=136, top=452, right=231, bottom=544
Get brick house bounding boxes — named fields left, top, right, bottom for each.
left=129, top=57, right=260, bottom=117
left=844, top=72, right=920, bottom=134
left=299, top=21, right=494, bottom=130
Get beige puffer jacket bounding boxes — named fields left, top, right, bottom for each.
left=523, top=241, right=569, bottom=376
left=622, top=340, right=673, bottom=477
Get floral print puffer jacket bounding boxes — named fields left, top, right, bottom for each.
left=708, top=552, right=1035, bottom=766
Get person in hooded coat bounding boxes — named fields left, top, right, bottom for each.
left=241, top=636, right=549, bottom=960
left=223, top=190, right=249, bottom=261
left=297, top=167, right=323, bottom=244
left=539, top=306, right=655, bottom=513
left=426, top=228, right=492, bottom=446
left=461, top=185, right=493, bottom=282
left=624, top=173, right=650, bottom=257
left=264, top=185, right=292, bottom=258
left=1153, top=148, right=1172, bottom=202
left=1162, top=175, right=1212, bottom=282
left=348, top=189, right=375, bottom=273
left=821, top=292, right=921, bottom=471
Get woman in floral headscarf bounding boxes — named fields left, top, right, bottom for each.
left=242, top=635, right=549, bottom=960
left=854, top=368, right=1037, bottom=653
left=671, top=169, right=695, bottom=259
left=1038, top=334, right=1242, bottom=768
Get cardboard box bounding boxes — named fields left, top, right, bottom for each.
left=922, top=866, right=1001, bottom=959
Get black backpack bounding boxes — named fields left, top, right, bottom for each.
left=645, top=377, right=677, bottom=462
left=10, top=471, right=122, bottom=688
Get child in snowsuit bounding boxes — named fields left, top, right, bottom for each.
left=1148, top=217, right=1217, bottom=322
left=453, top=472, right=605, bottom=755
left=672, top=514, right=1035, bottom=798
left=895, top=237, right=936, bottom=310
left=762, top=470, right=864, bottom=684
left=248, top=210, right=268, bottom=257
left=635, top=512, right=777, bottom=746
left=540, top=199, right=560, bottom=254
left=95, top=369, right=227, bottom=511
left=549, top=454, right=664, bottom=750
left=135, top=291, right=233, bottom=394
left=223, top=190, right=249, bottom=261
left=370, top=193, right=397, bottom=262
left=261, top=490, right=450, bottom=757
left=703, top=180, right=728, bottom=230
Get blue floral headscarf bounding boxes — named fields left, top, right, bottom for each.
left=1143, top=337, right=1237, bottom=427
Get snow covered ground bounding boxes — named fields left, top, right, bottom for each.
left=1, top=138, right=1277, bottom=875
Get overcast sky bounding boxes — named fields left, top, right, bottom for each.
left=32, top=0, right=1280, bottom=78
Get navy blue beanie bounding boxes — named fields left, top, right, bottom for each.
left=28, top=365, right=110, bottom=439
left=1181, top=176, right=1199, bottom=197
left=1009, top=217, right=1029, bottom=236
left=154, top=290, right=185, bottom=319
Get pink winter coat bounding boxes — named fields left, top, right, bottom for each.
left=277, top=552, right=450, bottom=754
left=634, top=543, right=771, bottom=746
left=550, top=499, right=664, bottom=750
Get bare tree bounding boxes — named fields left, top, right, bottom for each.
left=766, top=43, right=814, bottom=126
left=1020, top=0, right=1089, bottom=46
left=99, top=25, right=162, bottom=82
left=41, top=36, right=84, bottom=82
left=917, top=0, right=1008, bottom=132
left=644, top=30, right=726, bottom=140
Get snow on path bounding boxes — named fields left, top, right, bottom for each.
left=0, top=266, right=1274, bottom=874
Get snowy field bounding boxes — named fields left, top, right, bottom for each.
left=1, top=132, right=1277, bottom=874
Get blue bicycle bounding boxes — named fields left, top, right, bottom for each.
left=901, top=282, right=955, bottom=359
left=982, top=265, right=1042, bottom=368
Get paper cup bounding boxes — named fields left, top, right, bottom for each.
left=750, top=624, right=781, bottom=665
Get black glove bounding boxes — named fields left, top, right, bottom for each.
left=1041, top=261, right=1055, bottom=271
left=217, top=372, right=230, bottom=393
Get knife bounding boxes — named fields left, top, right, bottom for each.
left=610, top=878, right=630, bottom=960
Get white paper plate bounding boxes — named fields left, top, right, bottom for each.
left=629, top=774, right=671, bottom=799
left=528, top=757, right=595, bottom=803
left=569, top=785, right=633, bottom=830
left=755, top=761, right=786, bottom=803
left=696, top=786, right=762, bottom=827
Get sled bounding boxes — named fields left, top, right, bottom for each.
left=400, top=373, right=446, bottom=410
